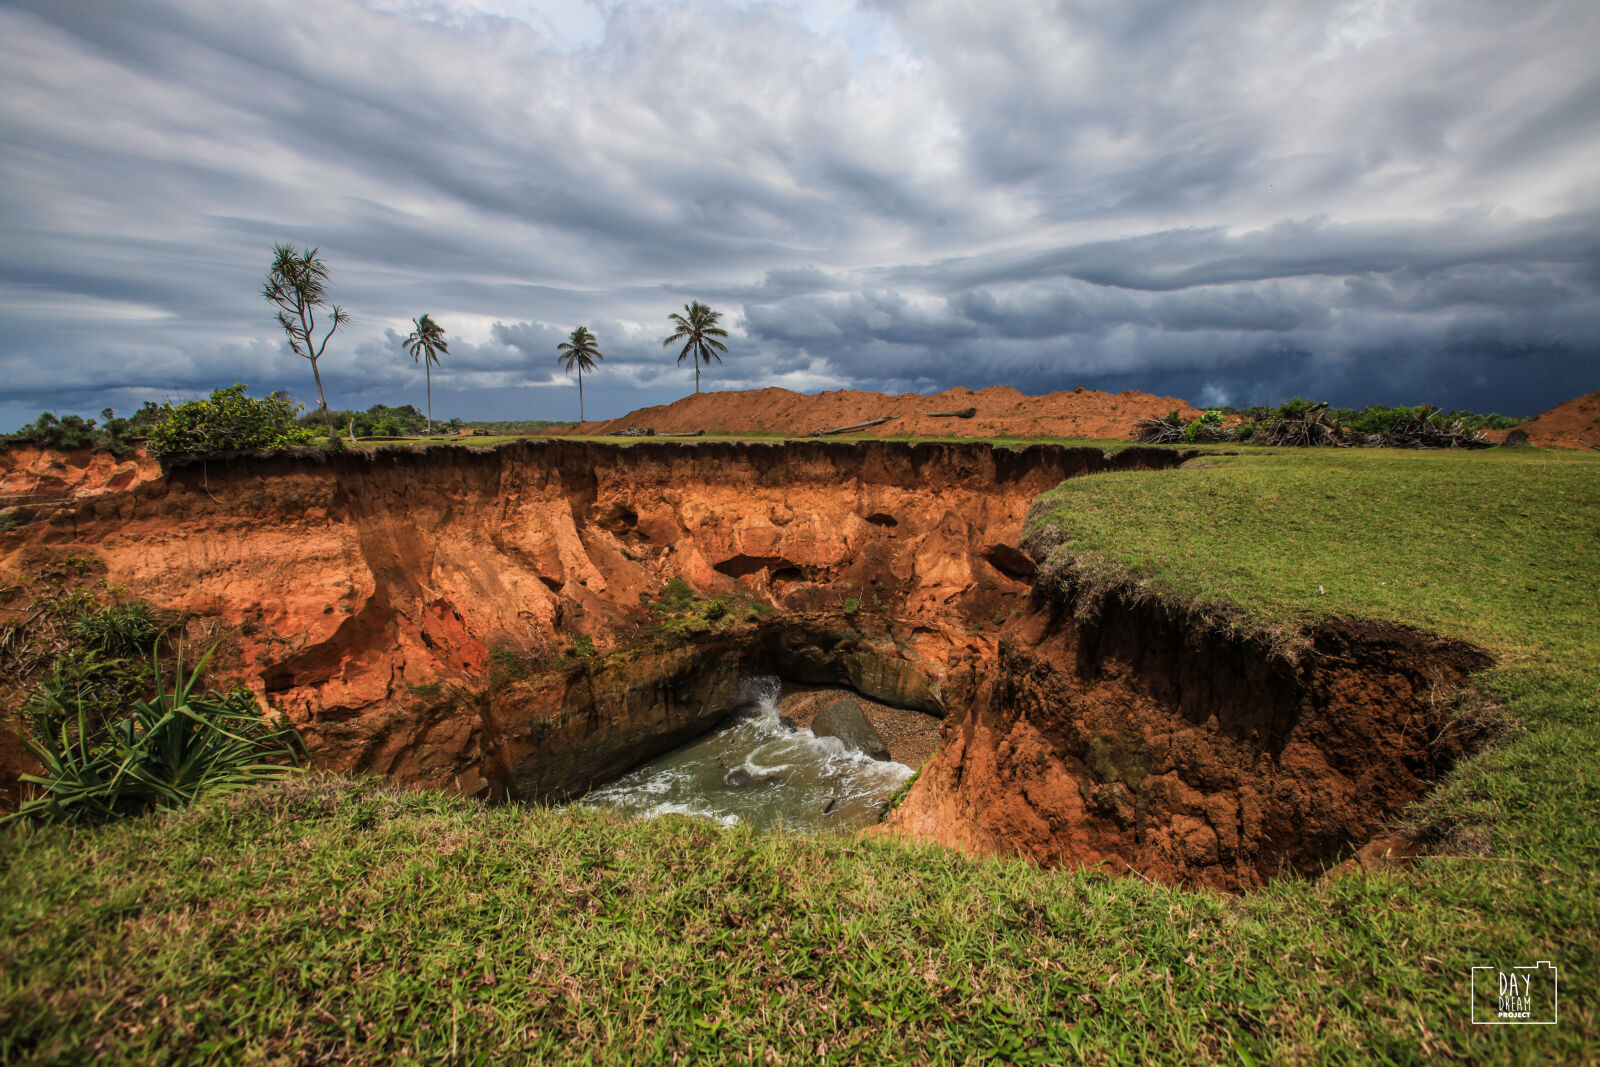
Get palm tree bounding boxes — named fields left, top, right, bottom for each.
left=404, top=314, right=449, bottom=433
left=263, top=244, right=349, bottom=437
left=662, top=301, right=728, bottom=395
left=556, top=325, right=604, bottom=421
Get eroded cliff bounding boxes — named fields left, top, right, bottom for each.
left=0, top=439, right=1492, bottom=888
left=0, top=441, right=1179, bottom=803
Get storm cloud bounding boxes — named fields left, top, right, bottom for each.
left=1, top=0, right=1596, bottom=426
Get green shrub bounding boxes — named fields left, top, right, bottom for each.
left=9, top=647, right=301, bottom=826
left=843, top=597, right=861, bottom=614
left=308, top=404, right=430, bottom=438
left=148, top=384, right=314, bottom=457
left=2, top=404, right=163, bottom=455
left=1182, top=410, right=1226, bottom=442
left=62, top=600, right=169, bottom=660
left=655, top=578, right=698, bottom=612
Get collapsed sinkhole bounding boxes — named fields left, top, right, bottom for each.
left=1, top=439, right=1499, bottom=893
left=481, top=600, right=1495, bottom=893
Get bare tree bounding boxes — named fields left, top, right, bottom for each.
left=262, top=243, right=349, bottom=437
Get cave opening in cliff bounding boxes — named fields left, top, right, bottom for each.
left=581, top=676, right=931, bottom=832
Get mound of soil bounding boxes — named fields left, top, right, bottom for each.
left=563, top=385, right=1199, bottom=441
left=1509, top=390, right=1600, bottom=450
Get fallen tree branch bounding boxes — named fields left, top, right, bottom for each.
left=612, top=426, right=704, bottom=437
left=922, top=407, right=978, bottom=419
left=806, top=414, right=900, bottom=437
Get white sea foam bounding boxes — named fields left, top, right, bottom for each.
left=581, top=675, right=915, bottom=833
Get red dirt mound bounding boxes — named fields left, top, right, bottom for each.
left=1509, top=390, right=1600, bottom=450
left=562, top=385, right=1199, bottom=441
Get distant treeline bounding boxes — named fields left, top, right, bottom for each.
left=298, top=403, right=454, bottom=437
left=1, top=404, right=165, bottom=454
left=1217, top=403, right=1524, bottom=434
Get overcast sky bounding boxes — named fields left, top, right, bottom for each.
left=2, top=0, right=1597, bottom=427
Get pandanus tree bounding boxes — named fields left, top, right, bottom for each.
left=556, top=325, right=604, bottom=421
left=262, top=243, right=348, bottom=438
left=662, top=301, right=728, bottom=395
left=404, top=314, right=449, bottom=433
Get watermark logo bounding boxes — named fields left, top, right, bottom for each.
left=1471, top=961, right=1559, bottom=1025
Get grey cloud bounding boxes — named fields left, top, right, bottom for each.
left=1, top=0, right=1597, bottom=430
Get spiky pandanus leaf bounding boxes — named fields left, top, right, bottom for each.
left=9, top=646, right=302, bottom=826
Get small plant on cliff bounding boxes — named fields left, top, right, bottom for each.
left=9, top=646, right=301, bottom=826
left=147, top=384, right=314, bottom=457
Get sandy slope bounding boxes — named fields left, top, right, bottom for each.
left=1510, top=390, right=1600, bottom=450
left=560, top=384, right=1200, bottom=441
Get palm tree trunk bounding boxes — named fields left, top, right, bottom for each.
left=695, top=358, right=700, bottom=394
left=311, top=357, right=334, bottom=437
left=425, top=361, right=433, bottom=434
left=579, top=367, right=585, bottom=421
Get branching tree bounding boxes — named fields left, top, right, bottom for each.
left=404, top=314, right=449, bottom=433
left=556, top=326, right=604, bottom=421
left=262, top=243, right=348, bottom=437
left=662, top=301, right=728, bottom=395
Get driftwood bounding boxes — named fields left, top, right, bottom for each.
left=923, top=407, right=978, bottom=419
left=806, top=414, right=900, bottom=437
left=613, top=426, right=703, bottom=438
left=1135, top=411, right=1187, bottom=445
left=1255, top=402, right=1342, bottom=447
left=1358, top=407, right=1490, bottom=449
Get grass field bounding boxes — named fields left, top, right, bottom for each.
left=3, top=445, right=1597, bottom=1064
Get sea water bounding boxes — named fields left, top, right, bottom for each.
left=581, top=677, right=913, bottom=832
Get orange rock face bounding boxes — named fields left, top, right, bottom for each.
left=885, top=590, right=1493, bottom=890
left=0, top=440, right=1183, bottom=802
left=0, top=444, right=160, bottom=510
left=3, top=438, right=1486, bottom=889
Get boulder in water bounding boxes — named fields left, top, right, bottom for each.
left=724, top=765, right=785, bottom=787
left=811, top=698, right=891, bottom=761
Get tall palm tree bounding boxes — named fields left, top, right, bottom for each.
left=662, top=301, right=728, bottom=395
left=404, top=314, right=449, bottom=433
left=263, top=244, right=348, bottom=437
left=556, top=325, right=604, bottom=421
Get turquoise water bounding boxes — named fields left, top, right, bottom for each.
left=581, top=677, right=914, bottom=833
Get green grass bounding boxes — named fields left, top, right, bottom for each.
left=2, top=446, right=1596, bottom=1063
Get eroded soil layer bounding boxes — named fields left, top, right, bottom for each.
left=0, top=438, right=1493, bottom=889
left=0, top=440, right=1182, bottom=802
left=885, top=585, right=1493, bottom=890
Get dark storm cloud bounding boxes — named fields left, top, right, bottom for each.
left=1, top=0, right=1597, bottom=428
